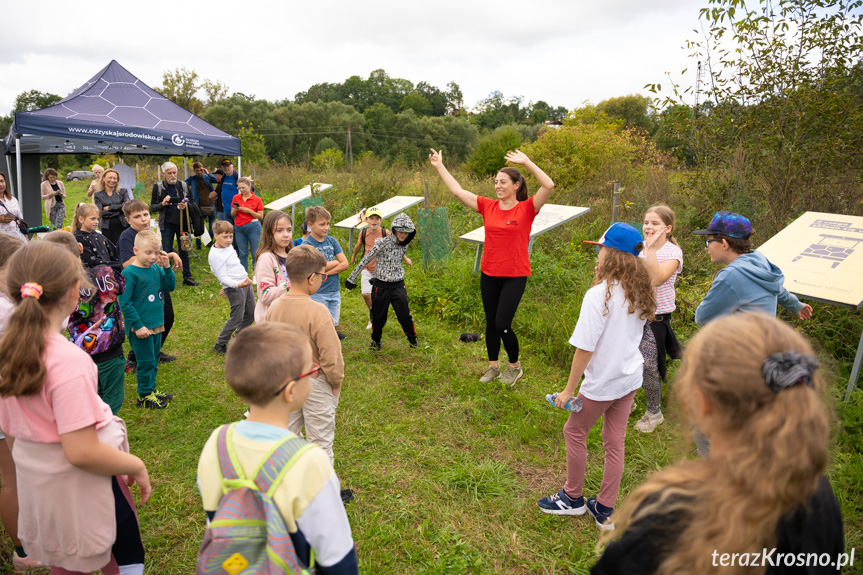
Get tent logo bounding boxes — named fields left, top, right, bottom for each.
left=171, top=134, right=185, bottom=146
left=63, top=142, right=75, bottom=152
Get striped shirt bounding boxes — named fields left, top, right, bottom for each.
left=640, top=242, right=683, bottom=314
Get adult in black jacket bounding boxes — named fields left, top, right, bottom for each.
left=150, top=161, right=199, bottom=286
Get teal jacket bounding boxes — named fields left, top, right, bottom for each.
left=119, top=264, right=176, bottom=333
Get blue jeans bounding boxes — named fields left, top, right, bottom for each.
left=217, top=211, right=239, bottom=254
left=161, top=224, right=192, bottom=280
left=234, top=219, right=262, bottom=272
left=310, top=290, right=342, bottom=326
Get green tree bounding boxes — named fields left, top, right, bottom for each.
left=400, top=93, right=432, bottom=116
left=312, top=148, right=344, bottom=171
left=313, top=137, right=339, bottom=156
left=595, top=94, right=657, bottom=135
left=158, top=67, right=204, bottom=115
left=649, top=0, right=863, bottom=231
left=237, top=121, right=270, bottom=168
left=464, top=125, right=523, bottom=177
left=446, top=81, right=464, bottom=115
left=13, top=90, right=62, bottom=112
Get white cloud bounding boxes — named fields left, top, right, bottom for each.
left=0, top=0, right=699, bottom=117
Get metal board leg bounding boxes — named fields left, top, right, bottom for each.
left=348, top=229, right=355, bottom=251
left=473, top=244, right=483, bottom=274
left=844, top=326, right=863, bottom=401
left=528, top=237, right=535, bottom=255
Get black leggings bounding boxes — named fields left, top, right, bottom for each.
left=480, top=274, right=527, bottom=363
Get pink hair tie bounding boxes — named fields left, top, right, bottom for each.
left=20, top=282, right=43, bottom=300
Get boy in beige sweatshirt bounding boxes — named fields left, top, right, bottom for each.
left=266, top=245, right=345, bottom=466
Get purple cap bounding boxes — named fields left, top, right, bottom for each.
left=583, top=222, right=643, bottom=256
left=692, top=211, right=752, bottom=239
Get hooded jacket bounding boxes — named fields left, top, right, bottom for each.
left=347, top=212, right=416, bottom=284
left=695, top=250, right=804, bottom=326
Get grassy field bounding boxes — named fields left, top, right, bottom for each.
left=0, top=177, right=860, bottom=574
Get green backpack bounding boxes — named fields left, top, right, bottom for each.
left=196, top=423, right=315, bottom=575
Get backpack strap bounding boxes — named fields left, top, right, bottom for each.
left=252, top=435, right=315, bottom=498
left=215, top=423, right=242, bottom=487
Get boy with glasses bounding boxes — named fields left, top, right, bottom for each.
left=693, top=211, right=812, bottom=326
left=266, top=245, right=346, bottom=481
left=197, top=323, right=358, bottom=573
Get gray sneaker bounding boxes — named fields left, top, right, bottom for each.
left=479, top=366, right=501, bottom=383
left=500, top=365, right=524, bottom=387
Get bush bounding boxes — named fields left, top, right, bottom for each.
left=313, top=137, right=340, bottom=156
left=464, top=125, right=522, bottom=178
left=311, top=148, right=344, bottom=172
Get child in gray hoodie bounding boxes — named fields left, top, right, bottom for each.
left=345, top=212, right=417, bottom=349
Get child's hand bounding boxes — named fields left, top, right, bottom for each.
left=126, top=467, right=152, bottom=505
left=643, top=226, right=668, bottom=251
left=350, top=255, right=356, bottom=264
left=135, top=326, right=152, bottom=339
left=168, top=252, right=183, bottom=270
left=238, top=278, right=253, bottom=288
left=555, top=389, right=575, bottom=409
left=404, top=256, right=413, bottom=267
left=796, top=303, right=813, bottom=320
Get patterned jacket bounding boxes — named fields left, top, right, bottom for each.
left=347, top=212, right=415, bottom=284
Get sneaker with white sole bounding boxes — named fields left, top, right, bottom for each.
left=478, top=366, right=501, bottom=383
left=537, top=489, right=586, bottom=515
left=634, top=410, right=664, bottom=433
left=12, top=550, right=46, bottom=571
left=366, top=321, right=372, bottom=330
left=586, top=497, right=615, bottom=530
left=500, top=365, right=523, bottom=388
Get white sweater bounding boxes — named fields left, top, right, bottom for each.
left=208, top=246, right=249, bottom=288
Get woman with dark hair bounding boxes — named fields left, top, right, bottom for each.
left=93, top=168, right=129, bottom=246
left=430, top=148, right=554, bottom=387
left=0, top=172, right=27, bottom=242
left=40, top=168, right=66, bottom=228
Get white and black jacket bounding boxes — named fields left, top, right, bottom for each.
left=347, top=212, right=416, bottom=285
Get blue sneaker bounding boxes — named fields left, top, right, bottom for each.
left=537, top=489, right=586, bottom=515
left=585, top=497, right=615, bottom=530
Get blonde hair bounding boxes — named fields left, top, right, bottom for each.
left=238, top=177, right=253, bottom=189
left=285, top=244, right=326, bottom=284
left=593, top=248, right=655, bottom=321
left=42, top=231, right=80, bottom=257
left=644, top=203, right=680, bottom=247
left=73, top=203, right=101, bottom=231
left=95, top=168, right=120, bottom=193
left=134, top=230, right=161, bottom=250
left=605, top=313, right=829, bottom=574
left=213, top=220, right=233, bottom=235
left=225, top=323, right=311, bottom=406
left=0, top=243, right=88, bottom=396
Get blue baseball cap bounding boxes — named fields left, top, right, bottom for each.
left=583, top=222, right=643, bottom=256
left=693, top=211, right=752, bottom=239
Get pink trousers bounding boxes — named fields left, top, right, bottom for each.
left=562, top=390, right=636, bottom=509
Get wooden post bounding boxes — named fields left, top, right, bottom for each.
left=423, top=180, right=429, bottom=208
left=135, top=163, right=140, bottom=182
left=611, top=182, right=620, bottom=223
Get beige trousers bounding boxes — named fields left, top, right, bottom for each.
left=288, top=372, right=340, bottom=464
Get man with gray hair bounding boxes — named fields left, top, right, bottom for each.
left=150, top=161, right=200, bottom=286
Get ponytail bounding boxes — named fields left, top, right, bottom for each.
left=0, top=243, right=86, bottom=397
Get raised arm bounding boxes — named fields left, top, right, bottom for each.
left=429, top=149, right=478, bottom=212
left=504, top=150, right=554, bottom=212
left=641, top=231, right=680, bottom=286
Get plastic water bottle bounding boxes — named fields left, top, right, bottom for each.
left=545, top=393, right=583, bottom=413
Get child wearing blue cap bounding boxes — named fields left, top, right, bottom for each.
left=693, top=211, right=812, bottom=326
left=537, top=222, right=656, bottom=530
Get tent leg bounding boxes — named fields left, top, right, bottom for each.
left=844, top=325, right=863, bottom=401
left=15, top=138, right=22, bottom=200
left=237, top=157, right=242, bottom=177
left=184, top=161, right=188, bottom=180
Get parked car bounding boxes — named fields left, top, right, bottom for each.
left=66, top=170, right=94, bottom=181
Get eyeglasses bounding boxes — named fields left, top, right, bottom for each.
left=705, top=239, right=723, bottom=248
left=307, top=271, right=328, bottom=281
left=273, top=363, right=322, bottom=396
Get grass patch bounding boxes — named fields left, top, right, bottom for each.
left=0, top=174, right=858, bottom=574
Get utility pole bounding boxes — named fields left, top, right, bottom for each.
left=345, top=127, right=353, bottom=170
left=694, top=60, right=702, bottom=118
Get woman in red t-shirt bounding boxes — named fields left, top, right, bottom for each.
left=230, top=177, right=264, bottom=272
left=429, top=148, right=554, bottom=387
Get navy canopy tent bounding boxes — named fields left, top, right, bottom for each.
left=3, top=60, right=241, bottom=215
left=4, top=60, right=240, bottom=158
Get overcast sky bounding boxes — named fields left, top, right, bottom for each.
left=0, top=0, right=700, bottom=117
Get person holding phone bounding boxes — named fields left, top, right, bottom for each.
left=150, top=161, right=199, bottom=286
